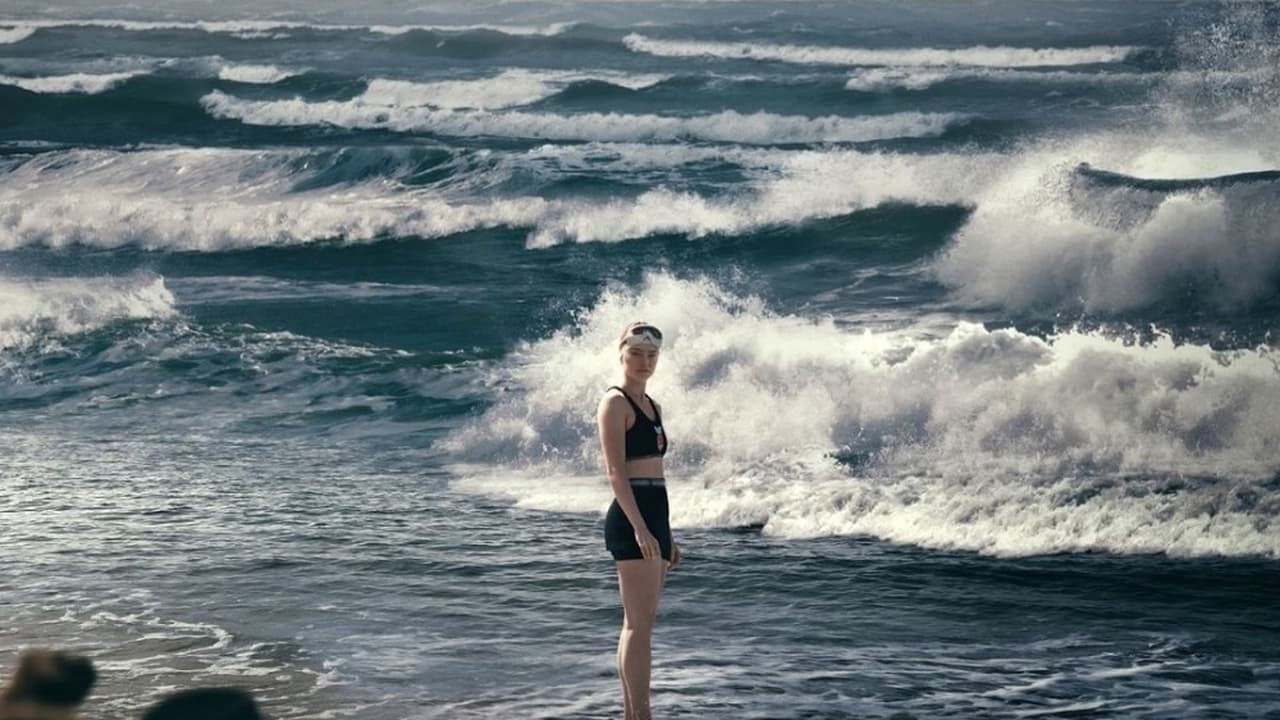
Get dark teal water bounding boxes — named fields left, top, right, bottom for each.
left=2, top=1, right=1278, bottom=717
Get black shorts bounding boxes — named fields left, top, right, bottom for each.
left=604, top=482, right=672, bottom=562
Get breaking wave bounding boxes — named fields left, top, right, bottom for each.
left=933, top=135, right=1280, bottom=313
left=0, top=25, right=35, bottom=44
left=0, top=274, right=176, bottom=352
left=216, top=63, right=303, bottom=84
left=624, top=34, right=1138, bottom=68
left=0, top=70, right=148, bottom=94
left=200, top=89, right=966, bottom=145
left=445, top=273, right=1280, bottom=558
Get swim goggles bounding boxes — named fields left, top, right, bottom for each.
left=624, top=325, right=663, bottom=349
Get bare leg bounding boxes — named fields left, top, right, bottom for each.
left=616, top=558, right=667, bottom=720
left=617, top=623, right=631, bottom=719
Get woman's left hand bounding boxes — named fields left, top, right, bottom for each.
left=669, top=537, right=681, bottom=570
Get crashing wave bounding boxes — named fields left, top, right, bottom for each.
left=445, top=273, right=1280, bottom=558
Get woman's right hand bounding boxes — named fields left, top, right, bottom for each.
left=634, top=527, right=661, bottom=560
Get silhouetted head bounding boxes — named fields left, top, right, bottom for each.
left=1, top=649, right=96, bottom=709
left=142, top=688, right=263, bottom=720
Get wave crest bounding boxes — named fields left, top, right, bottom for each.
left=0, top=274, right=176, bottom=351
left=933, top=138, right=1280, bottom=313
left=216, top=63, right=302, bottom=84
left=0, top=146, right=1004, bottom=250
left=0, top=25, right=35, bottom=44
left=0, top=148, right=548, bottom=251
left=526, top=149, right=1002, bottom=247
left=201, top=89, right=965, bottom=145
left=13, top=18, right=570, bottom=37
left=0, top=70, right=147, bottom=94
left=844, top=66, right=1147, bottom=91
left=358, top=69, right=667, bottom=111
left=624, top=34, right=1138, bottom=68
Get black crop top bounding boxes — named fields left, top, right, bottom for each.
left=608, top=386, right=668, bottom=459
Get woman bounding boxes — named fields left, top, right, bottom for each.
left=597, top=321, right=680, bottom=720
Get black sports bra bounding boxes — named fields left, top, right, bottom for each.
left=608, top=386, right=668, bottom=460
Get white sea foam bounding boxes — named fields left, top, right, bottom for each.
left=361, top=75, right=549, bottom=112
left=10, top=18, right=570, bottom=37
left=201, top=90, right=965, bottom=144
left=358, top=69, right=667, bottom=111
left=0, top=147, right=549, bottom=251
left=917, top=12, right=1280, bottom=314
left=444, top=273, right=1280, bottom=558
left=15, top=588, right=341, bottom=718
left=0, top=274, right=176, bottom=351
left=624, top=34, right=1138, bottom=68
left=0, top=70, right=147, bottom=94
left=228, top=31, right=291, bottom=40
left=0, top=145, right=1006, bottom=250
left=217, top=63, right=302, bottom=84
left=933, top=134, right=1280, bottom=311
left=0, top=183, right=548, bottom=251
left=845, top=67, right=954, bottom=92
left=6, top=139, right=1269, bottom=287
left=0, top=25, right=35, bottom=44
left=844, top=66, right=1264, bottom=92
left=844, top=66, right=1145, bottom=92
left=524, top=148, right=1006, bottom=247
left=367, top=21, right=574, bottom=37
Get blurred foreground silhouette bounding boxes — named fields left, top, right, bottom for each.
left=1, top=650, right=262, bottom=720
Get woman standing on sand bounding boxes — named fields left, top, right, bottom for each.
left=598, top=321, right=680, bottom=720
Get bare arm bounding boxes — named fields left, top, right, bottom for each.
left=652, top=398, right=679, bottom=568
left=598, top=393, right=648, bottom=532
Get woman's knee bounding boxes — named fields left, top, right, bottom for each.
left=622, top=610, right=657, bottom=634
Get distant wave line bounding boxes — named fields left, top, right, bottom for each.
left=356, top=69, right=670, bottom=110
left=844, top=66, right=1151, bottom=91
left=0, top=70, right=148, bottom=94
left=216, top=63, right=303, bottom=84
left=0, top=146, right=999, bottom=251
left=0, top=17, right=573, bottom=38
left=624, top=33, right=1138, bottom=68
left=200, top=90, right=967, bottom=145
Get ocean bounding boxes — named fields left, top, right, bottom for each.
left=1, top=1, right=1278, bottom=717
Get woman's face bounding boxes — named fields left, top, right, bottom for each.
left=621, top=344, right=660, bottom=381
